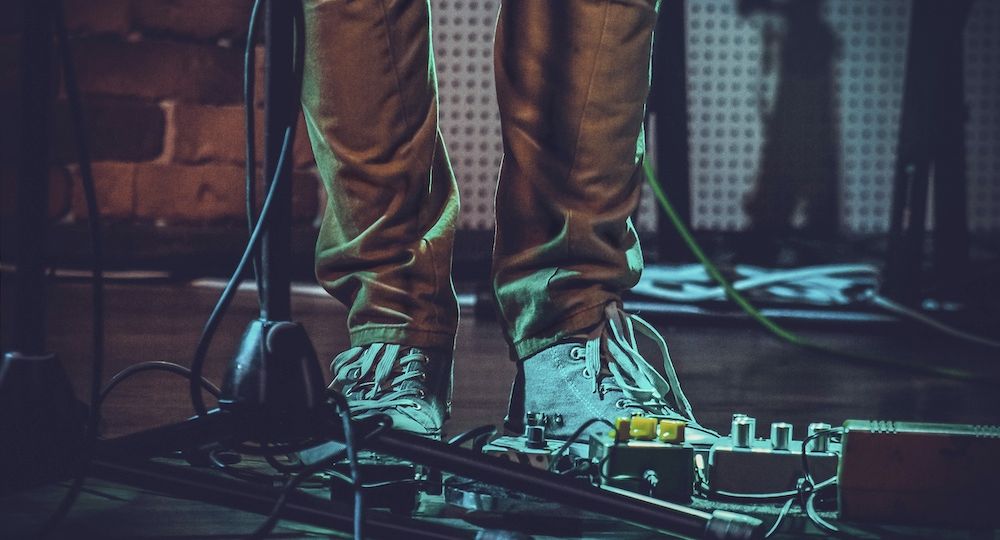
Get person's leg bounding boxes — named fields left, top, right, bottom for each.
left=493, top=1, right=709, bottom=441
left=492, top=0, right=656, bottom=360
left=301, top=0, right=458, bottom=435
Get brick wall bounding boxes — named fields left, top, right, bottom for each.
left=1, top=0, right=320, bottom=227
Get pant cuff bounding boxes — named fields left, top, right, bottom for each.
left=510, top=301, right=611, bottom=360
left=350, top=325, right=456, bottom=352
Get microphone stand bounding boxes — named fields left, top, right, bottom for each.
left=1, top=0, right=88, bottom=497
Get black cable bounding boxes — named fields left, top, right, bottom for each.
left=430, top=425, right=502, bottom=490
left=326, top=470, right=423, bottom=490
left=188, top=125, right=292, bottom=416
left=330, top=393, right=365, bottom=540
left=292, top=0, right=306, bottom=85
left=247, top=457, right=333, bottom=539
left=696, top=476, right=837, bottom=503
left=553, top=458, right=598, bottom=479
left=446, top=424, right=497, bottom=449
left=244, top=0, right=264, bottom=304
left=205, top=448, right=333, bottom=490
left=208, top=449, right=282, bottom=485
left=547, top=418, right=616, bottom=473
left=38, top=2, right=105, bottom=534
left=764, top=497, right=795, bottom=538
left=801, top=428, right=842, bottom=487
left=249, top=408, right=387, bottom=539
left=190, top=0, right=307, bottom=417
left=805, top=485, right=844, bottom=536
left=99, top=361, right=221, bottom=407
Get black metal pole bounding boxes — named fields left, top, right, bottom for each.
left=260, top=0, right=296, bottom=321
left=96, top=409, right=241, bottom=460
left=930, top=1, right=972, bottom=298
left=12, top=0, right=55, bottom=354
left=883, top=0, right=936, bottom=305
left=91, top=459, right=474, bottom=540
left=650, top=0, right=692, bottom=263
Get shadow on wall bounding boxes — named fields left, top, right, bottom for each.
left=737, top=0, right=841, bottom=260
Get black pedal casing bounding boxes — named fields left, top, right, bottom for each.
left=327, top=452, right=430, bottom=514
left=590, top=436, right=694, bottom=503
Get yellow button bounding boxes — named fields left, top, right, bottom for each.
left=614, top=417, right=631, bottom=442
left=629, top=416, right=657, bottom=440
left=658, top=419, right=686, bottom=443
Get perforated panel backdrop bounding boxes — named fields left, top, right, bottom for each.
left=432, top=0, right=999, bottom=234
left=432, top=0, right=658, bottom=232
left=433, top=0, right=502, bottom=231
left=965, top=0, right=1000, bottom=233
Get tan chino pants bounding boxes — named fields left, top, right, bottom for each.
left=301, top=0, right=659, bottom=360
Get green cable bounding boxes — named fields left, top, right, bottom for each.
left=641, top=160, right=984, bottom=384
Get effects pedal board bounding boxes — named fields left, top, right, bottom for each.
left=474, top=412, right=843, bottom=506
left=460, top=413, right=696, bottom=511
left=312, top=412, right=1000, bottom=532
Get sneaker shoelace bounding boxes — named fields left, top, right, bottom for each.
left=569, top=308, right=698, bottom=424
left=328, top=343, right=430, bottom=415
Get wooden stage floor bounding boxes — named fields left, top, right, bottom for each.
left=2, top=279, right=998, bottom=538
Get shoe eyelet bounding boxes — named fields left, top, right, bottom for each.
left=417, top=389, right=426, bottom=399
left=570, top=347, right=585, bottom=360
left=615, top=399, right=627, bottom=409
left=411, top=403, right=422, bottom=410
left=419, top=373, right=427, bottom=382
left=581, top=367, right=593, bottom=379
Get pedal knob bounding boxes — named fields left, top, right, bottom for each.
left=731, top=413, right=748, bottom=435
left=770, top=422, right=792, bottom=451
left=733, top=417, right=755, bottom=448
left=525, top=425, right=546, bottom=449
left=729, top=414, right=757, bottom=448
left=808, top=422, right=833, bottom=453
left=629, top=416, right=658, bottom=441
